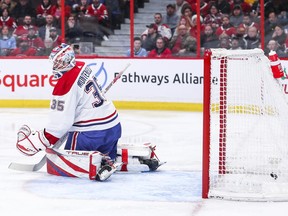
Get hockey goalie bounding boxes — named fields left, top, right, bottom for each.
left=15, top=43, right=164, bottom=181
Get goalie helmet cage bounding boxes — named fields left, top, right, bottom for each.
left=202, top=48, right=288, bottom=201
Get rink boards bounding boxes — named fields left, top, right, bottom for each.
left=0, top=58, right=287, bottom=111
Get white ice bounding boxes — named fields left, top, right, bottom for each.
left=0, top=108, right=288, bottom=216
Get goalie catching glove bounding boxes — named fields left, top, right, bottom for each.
left=16, top=125, right=51, bottom=156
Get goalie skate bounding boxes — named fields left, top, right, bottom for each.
left=139, top=144, right=166, bottom=171
left=140, top=158, right=167, bottom=171
left=95, top=162, right=122, bottom=181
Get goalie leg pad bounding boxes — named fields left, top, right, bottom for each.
left=116, top=143, right=161, bottom=172
left=115, top=156, right=150, bottom=172
left=117, top=143, right=154, bottom=159
left=16, top=125, right=51, bottom=156
left=46, top=149, right=103, bottom=179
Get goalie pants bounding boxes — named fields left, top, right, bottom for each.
left=64, top=123, right=122, bottom=160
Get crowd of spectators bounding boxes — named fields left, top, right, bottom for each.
left=0, top=0, right=287, bottom=57
left=0, top=0, right=135, bottom=56
left=127, top=0, right=288, bottom=58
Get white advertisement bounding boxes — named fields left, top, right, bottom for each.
left=0, top=58, right=287, bottom=104
left=0, top=58, right=204, bottom=103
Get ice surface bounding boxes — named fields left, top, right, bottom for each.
left=1, top=109, right=288, bottom=216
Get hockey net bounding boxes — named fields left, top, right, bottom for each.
left=202, top=48, right=288, bottom=201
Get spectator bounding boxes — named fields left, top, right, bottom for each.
left=233, top=26, right=248, bottom=49
left=141, top=23, right=162, bottom=52
left=43, top=37, right=53, bottom=55
left=169, top=24, right=196, bottom=57
left=181, top=4, right=193, bottom=27
left=215, top=15, right=237, bottom=38
left=229, top=5, right=244, bottom=28
left=265, top=39, right=286, bottom=57
left=10, top=37, right=37, bottom=56
left=189, top=14, right=204, bottom=39
left=215, top=0, right=231, bottom=15
left=217, top=35, right=231, bottom=49
left=264, top=11, right=281, bottom=44
left=26, top=26, right=45, bottom=55
left=230, top=0, right=252, bottom=15
left=65, top=15, right=83, bottom=44
left=36, top=0, right=55, bottom=18
left=11, top=0, right=36, bottom=21
left=249, top=8, right=260, bottom=24
left=72, top=43, right=81, bottom=54
left=66, top=0, right=83, bottom=8
left=42, top=26, right=62, bottom=55
left=38, top=14, right=58, bottom=41
left=0, top=8, right=17, bottom=32
left=245, top=26, right=260, bottom=49
left=0, top=0, right=17, bottom=15
left=36, top=0, right=56, bottom=27
left=200, top=24, right=219, bottom=51
left=66, top=0, right=82, bottom=14
left=203, top=3, right=222, bottom=31
left=271, top=24, right=287, bottom=50
left=230, top=37, right=243, bottom=50
left=52, top=0, right=72, bottom=28
left=277, top=9, right=288, bottom=27
left=48, top=26, right=62, bottom=47
left=126, top=36, right=147, bottom=57
left=162, top=4, right=179, bottom=36
left=73, top=0, right=90, bottom=17
left=238, top=14, right=259, bottom=35
left=141, top=13, right=172, bottom=43
left=43, top=25, right=64, bottom=55
left=175, top=0, right=189, bottom=17
left=104, top=0, right=123, bottom=30
left=86, top=0, right=110, bottom=39
left=148, top=36, right=172, bottom=58
left=0, top=25, right=16, bottom=55
left=253, top=0, right=270, bottom=18
left=173, top=16, right=191, bottom=37
left=13, top=15, right=38, bottom=40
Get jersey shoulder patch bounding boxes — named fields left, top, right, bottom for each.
left=53, top=61, right=85, bottom=96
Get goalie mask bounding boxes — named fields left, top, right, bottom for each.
left=49, top=43, right=76, bottom=79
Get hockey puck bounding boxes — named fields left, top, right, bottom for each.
left=270, top=172, right=278, bottom=180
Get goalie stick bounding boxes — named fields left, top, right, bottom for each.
left=103, top=63, right=131, bottom=94
left=8, top=63, right=131, bottom=172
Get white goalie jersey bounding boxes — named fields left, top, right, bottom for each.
left=45, top=61, right=120, bottom=142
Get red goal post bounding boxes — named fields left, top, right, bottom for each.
left=202, top=48, right=288, bottom=201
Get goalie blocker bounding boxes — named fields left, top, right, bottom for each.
left=46, top=142, right=163, bottom=181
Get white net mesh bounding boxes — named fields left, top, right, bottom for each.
left=207, top=49, right=288, bottom=201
